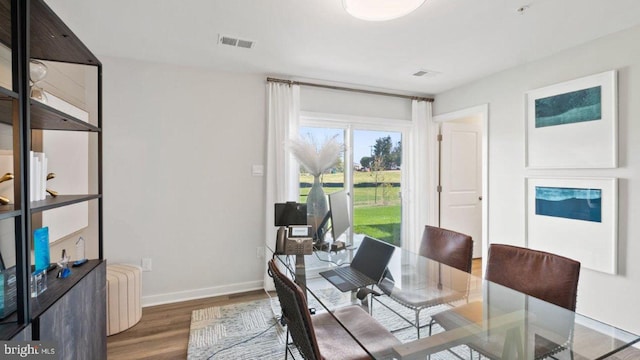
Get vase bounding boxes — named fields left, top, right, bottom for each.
left=307, top=175, right=328, bottom=241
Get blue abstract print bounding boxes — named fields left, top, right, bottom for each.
left=535, top=186, right=602, bottom=222
left=535, top=86, right=601, bottom=128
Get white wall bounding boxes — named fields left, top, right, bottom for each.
left=434, top=25, right=640, bottom=333
left=102, top=57, right=267, bottom=305
left=301, top=86, right=412, bottom=120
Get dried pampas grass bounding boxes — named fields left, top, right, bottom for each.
left=289, top=134, right=343, bottom=177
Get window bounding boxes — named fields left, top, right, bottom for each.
left=298, top=117, right=408, bottom=247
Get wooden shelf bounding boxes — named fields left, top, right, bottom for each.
left=0, top=0, right=99, bottom=66
left=0, top=86, right=17, bottom=99
left=0, top=96, right=15, bottom=127
left=0, top=322, right=24, bottom=342
left=0, top=205, right=21, bottom=221
left=30, top=194, right=101, bottom=213
left=30, top=100, right=99, bottom=132
left=30, top=1, right=99, bottom=66
left=0, top=0, right=10, bottom=50
left=30, top=259, right=103, bottom=319
left=0, top=260, right=104, bottom=335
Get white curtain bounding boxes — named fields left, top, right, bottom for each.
left=263, top=82, right=300, bottom=290
left=401, top=100, right=434, bottom=253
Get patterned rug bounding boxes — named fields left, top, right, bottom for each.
left=187, top=291, right=470, bottom=359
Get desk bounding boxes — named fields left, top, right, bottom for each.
left=268, top=243, right=640, bottom=359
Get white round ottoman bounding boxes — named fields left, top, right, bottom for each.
left=106, top=263, right=142, bottom=336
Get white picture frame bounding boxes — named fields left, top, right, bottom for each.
left=525, top=70, right=617, bottom=169
left=526, top=177, right=617, bottom=274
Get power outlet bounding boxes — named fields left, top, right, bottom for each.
left=256, top=246, right=265, bottom=259
left=141, top=258, right=152, bottom=272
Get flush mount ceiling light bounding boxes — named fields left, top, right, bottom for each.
left=343, top=0, right=426, bottom=21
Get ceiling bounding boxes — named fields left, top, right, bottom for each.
left=47, top=0, right=640, bottom=95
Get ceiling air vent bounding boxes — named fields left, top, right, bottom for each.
left=218, top=34, right=254, bottom=49
left=237, top=39, right=254, bottom=49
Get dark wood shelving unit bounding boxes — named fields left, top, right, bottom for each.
left=0, top=0, right=104, bottom=352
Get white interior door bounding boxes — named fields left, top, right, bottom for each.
left=439, top=119, right=483, bottom=257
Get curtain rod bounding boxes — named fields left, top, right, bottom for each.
left=267, top=77, right=434, bottom=102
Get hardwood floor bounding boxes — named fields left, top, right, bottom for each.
left=471, top=257, right=482, bottom=277
left=107, top=290, right=270, bottom=360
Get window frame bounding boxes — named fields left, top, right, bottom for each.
left=299, top=111, right=412, bottom=248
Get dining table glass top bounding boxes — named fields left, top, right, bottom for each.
left=267, top=240, right=640, bottom=359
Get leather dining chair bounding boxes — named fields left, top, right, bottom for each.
left=431, top=244, right=581, bottom=359
left=267, top=259, right=400, bottom=360
left=369, top=225, right=474, bottom=338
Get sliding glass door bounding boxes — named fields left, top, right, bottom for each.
left=297, top=124, right=404, bottom=247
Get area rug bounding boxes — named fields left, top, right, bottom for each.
left=187, top=293, right=470, bottom=359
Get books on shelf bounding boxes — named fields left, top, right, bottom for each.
left=30, top=151, right=48, bottom=201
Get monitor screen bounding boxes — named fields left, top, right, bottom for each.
left=274, top=202, right=307, bottom=227
left=328, top=190, right=350, bottom=242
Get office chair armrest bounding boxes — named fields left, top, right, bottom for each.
left=357, top=287, right=383, bottom=300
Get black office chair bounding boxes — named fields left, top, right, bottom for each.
left=432, top=244, right=581, bottom=359
left=367, top=225, right=474, bottom=338
left=268, top=259, right=400, bottom=359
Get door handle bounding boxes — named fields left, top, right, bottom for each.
left=478, top=196, right=483, bottom=201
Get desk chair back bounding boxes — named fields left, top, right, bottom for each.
left=268, top=259, right=401, bottom=360
left=268, top=259, right=321, bottom=360
left=419, top=225, right=473, bottom=273
left=373, top=226, right=473, bottom=338
left=485, top=244, right=580, bottom=311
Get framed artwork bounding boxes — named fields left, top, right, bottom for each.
left=525, top=70, right=617, bottom=168
left=526, top=177, right=617, bottom=274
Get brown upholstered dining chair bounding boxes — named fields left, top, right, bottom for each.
left=370, top=225, right=473, bottom=338
left=432, top=244, right=581, bottom=359
left=267, top=259, right=400, bottom=360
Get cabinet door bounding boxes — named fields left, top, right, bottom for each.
left=10, top=324, right=32, bottom=341
left=36, top=262, right=106, bottom=359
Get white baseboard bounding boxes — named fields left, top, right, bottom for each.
left=141, top=280, right=264, bottom=307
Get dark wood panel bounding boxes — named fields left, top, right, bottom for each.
left=0, top=0, right=100, bottom=65
left=0, top=0, right=99, bottom=65
left=0, top=0, right=10, bottom=49
left=0, top=323, right=22, bottom=340
left=30, top=194, right=101, bottom=213
left=36, top=261, right=106, bottom=359
left=30, top=0, right=99, bottom=65
left=30, top=100, right=100, bottom=131
left=10, top=324, right=31, bottom=341
left=0, top=206, right=20, bottom=221
left=0, top=96, right=15, bottom=126
left=30, top=259, right=102, bottom=319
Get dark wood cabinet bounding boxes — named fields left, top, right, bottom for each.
left=36, top=261, right=106, bottom=359
left=0, top=1, right=104, bottom=357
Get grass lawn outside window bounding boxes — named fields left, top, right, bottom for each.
left=299, top=170, right=401, bottom=245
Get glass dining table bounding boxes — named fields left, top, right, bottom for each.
left=268, top=240, right=640, bottom=359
